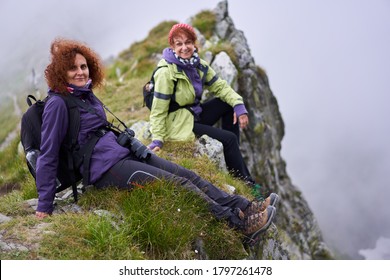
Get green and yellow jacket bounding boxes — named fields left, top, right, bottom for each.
left=150, top=49, right=245, bottom=144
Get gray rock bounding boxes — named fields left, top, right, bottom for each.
left=195, top=134, right=227, bottom=172
left=0, top=213, right=11, bottom=224
left=211, top=51, right=238, bottom=91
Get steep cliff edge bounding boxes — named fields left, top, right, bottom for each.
left=204, top=1, right=332, bottom=259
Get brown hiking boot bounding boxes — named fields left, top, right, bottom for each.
left=245, top=193, right=279, bottom=216
left=242, top=205, right=276, bottom=241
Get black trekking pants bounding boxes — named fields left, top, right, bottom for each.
left=95, top=153, right=249, bottom=229
left=194, top=98, right=254, bottom=184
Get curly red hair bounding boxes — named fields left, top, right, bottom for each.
left=45, top=38, right=104, bottom=93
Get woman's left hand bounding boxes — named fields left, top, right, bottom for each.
left=234, top=113, right=249, bottom=129
left=151, top=146, right=161, bottom=152
left=35, top=211, right=50, bottom=219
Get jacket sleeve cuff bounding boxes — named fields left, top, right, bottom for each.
left=148, top=140, right=163, bottom=150
left=233, top=104, right=248, bottom=117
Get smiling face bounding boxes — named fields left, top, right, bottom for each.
left=171, top=33, right=195, bottom=60
left=66, top=53, right=89, bottom=87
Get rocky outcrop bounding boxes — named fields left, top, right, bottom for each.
left=196, top=1, right=332, bottom=259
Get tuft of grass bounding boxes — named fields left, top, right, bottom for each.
left=118, top=21, right=177, bottom=79
left=208, top=41, right=239, bottom=67
left=192, top=10, right=216, bottom=40
left=33, top=179, right=246, bottom=260
left=94, top=78, right=150, bottom=128
left=0, top=99, right=20, bottom=144
left=38, top=213, right=145, bottom=260
left=118, top=181, right=210, bottom=259
left=0, top=137, right=31, bottom=189
left=159, top=141, right=254, bottom=199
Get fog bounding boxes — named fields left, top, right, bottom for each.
left=1, top=0, right=389, bottom=259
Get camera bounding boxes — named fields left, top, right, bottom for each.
left=116, top=128, right=152, bottom=160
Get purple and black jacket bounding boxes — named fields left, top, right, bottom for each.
left=36, top=85, right=129, bottom=213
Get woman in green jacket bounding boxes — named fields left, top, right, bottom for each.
left=148, top=23, right=273, bottom=199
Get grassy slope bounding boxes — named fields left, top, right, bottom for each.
left=0, top=135, right=252, bottom=260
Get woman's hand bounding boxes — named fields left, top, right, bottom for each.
left=151, top=146, right=161, bottom=152
left=234, top=113, right=249, bottom=129
left=35, top=211, right=50, bottom=219
left=148, top=140, right=163, bottom=152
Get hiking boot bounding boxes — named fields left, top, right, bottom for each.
left=257, top=193, right=279, bottom=212
left=237, top=208, right=245, bottom=220
left=242, top=205, right=276, bottom=241
left=244, top=193, right=279, bottom=216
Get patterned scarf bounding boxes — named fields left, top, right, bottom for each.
left=173, top=49, right=199, bottom=66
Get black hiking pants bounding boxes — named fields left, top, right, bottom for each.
left=95, top=153, right=249, bottom=229
left=194, top=98, right=254, bottom=184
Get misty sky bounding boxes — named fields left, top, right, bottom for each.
left=1, top=0, right=389, bottom=259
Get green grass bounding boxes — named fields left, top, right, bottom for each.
left=0, top=175, right=248, bottom=260
left=192, top=10, right=216, bottom=40
left=0, top=138, right=32, bottom=192
left=0, top=138, right=252, bottom=260
left=0, top=99, right=20, bottom=144
left=118, top=21, right=177, bottom=79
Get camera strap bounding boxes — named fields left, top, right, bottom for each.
left=70, top=93, right=127, bottom=133
left=69, top=94, right=129, bottom=185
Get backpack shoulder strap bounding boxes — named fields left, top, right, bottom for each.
left=151, top=65, right=168, bottom=80
left=197, top=63, right=209, bottom=86
left=56, top=94, right=80, bottom=148
left=63, top=93, right=112, bottom=187
left=52, top=93, right=81, bottom=201
left=152, top=64, right=178, bottom=99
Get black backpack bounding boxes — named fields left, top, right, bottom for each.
left=142, top=65, right=181, bottom=112
left=142, top=63, right=209, bottom=113
left=21, top=94, right=82, bottom=201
